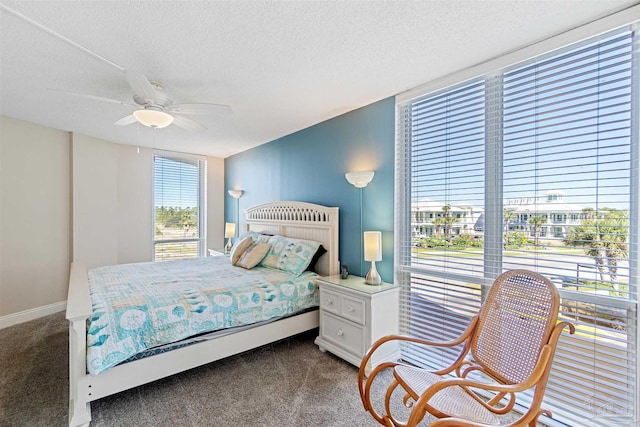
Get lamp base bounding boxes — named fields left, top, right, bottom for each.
left=225, top=238, right=233, bottom=254
left=365, top=261, right=381, bottom=285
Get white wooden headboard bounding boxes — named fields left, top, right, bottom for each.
left=244, top=201, right=339, bottom=276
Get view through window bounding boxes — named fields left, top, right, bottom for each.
left=153, top=154, right=206, bottom=261
left=396, top=27, right=637, bottom=426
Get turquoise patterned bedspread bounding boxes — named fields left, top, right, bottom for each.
left=86, top=256, right=318, bottom=375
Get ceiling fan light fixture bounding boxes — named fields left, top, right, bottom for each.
left=133, top=108, right=174, bottom=128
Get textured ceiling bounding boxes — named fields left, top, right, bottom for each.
left=1, top=1, right=637, bottom=158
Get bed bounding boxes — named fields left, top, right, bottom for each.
left=66, top=201, right=339, bottom=427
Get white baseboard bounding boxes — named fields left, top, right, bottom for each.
left=0, top=301, right=67, bottom=329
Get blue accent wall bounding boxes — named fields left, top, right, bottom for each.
left=225, top=97, right=395, bottom=282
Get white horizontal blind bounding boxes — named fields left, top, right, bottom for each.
left=153, top=154, right=206, bottom=261
left=397, top=78, right=487, bottom=369
left=501, top=30, right=636, bottom=426
left=396, top=26, right=638, bottom=426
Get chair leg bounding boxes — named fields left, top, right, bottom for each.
left=360, top=363, right=421, bottom=427
left=362, top=367, right=402, bottom=426
left=383, top=380, right=404, bottom=427
left=529, top=408, right=552, bottom=427
left=406, top=397, right=430, bottom=427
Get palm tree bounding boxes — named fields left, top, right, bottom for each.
left=433, top=217, right=445, bottom=236
left=178, top=208, right=198, bottom=238
left=441, top=204, right=458, bottom=242
left=503, top=209, right=515, bottom=248
left=597, top=209, right=628, bottom=286
left=582, top=207, right=596, bottom=220
left=564, top=209, right=628, bottom=288
left=528, top=215, right=546, bottom=247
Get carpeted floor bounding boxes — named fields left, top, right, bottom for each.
left=0, top=312, right=427, bottom=427
left=1, top=312, right=541, bottom=427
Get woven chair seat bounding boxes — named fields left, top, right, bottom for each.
left=395, top=365, right=499, bottom=425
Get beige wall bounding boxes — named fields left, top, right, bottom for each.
left=117, top=144, right=154, bottom=264
left=72, top=134, right=155, bottom=268
left=72, top=134, right=119, bottom=268
left=207, top=156, right=225, bottom=252
left=1, top=116, right=225, bottom=320
left=0, top=116, right=71, bottom=317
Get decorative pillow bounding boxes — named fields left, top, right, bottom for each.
left=260, top=235, right=321, bottom=276
left=229, top=236, right=253, bottom=265
left=260, top=235, right=291, bottom=269
left=240, top=230, right=272, bottom=244
left=306, top=245, right=327, bottom=272
left=235, top=243, right=271, bottom=269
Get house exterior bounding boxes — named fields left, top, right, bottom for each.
left=504, top=190, right=586, bottom=240
left=410, top=191, right=588, bottom=242
left=410, top=199, right=482, bottom=238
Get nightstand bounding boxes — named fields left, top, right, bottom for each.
left=207, top=248, right=226, bottom=257
left=314, top=275, right=400, bottom=375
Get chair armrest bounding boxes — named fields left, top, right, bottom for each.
left=359, top=316, right=478, bottom=377
left=366, top=315, right=479, bottom=362
left=358, top=316, right=480, bottom=406
left=425, top=346, right=554, bottom=397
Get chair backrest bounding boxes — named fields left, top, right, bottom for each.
left=470, top=269, right=560, bottom=385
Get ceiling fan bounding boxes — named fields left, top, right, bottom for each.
left=55, top=70, right=231, bottom=131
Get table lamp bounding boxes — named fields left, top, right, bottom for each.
left=363, top=231, right=382, bottom=285
left=225, top=222, right=236, bottom=254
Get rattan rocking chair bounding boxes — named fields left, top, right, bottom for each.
left=358, top=269, right=575, bottom=427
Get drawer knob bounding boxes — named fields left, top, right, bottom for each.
left=326, top=298, right=333, bottom=305
left=337, top=328, right=344, bottom=336
left=347, top=305, right=354, bottom=312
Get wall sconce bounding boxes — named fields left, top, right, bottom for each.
left=228, top=189, right=243, bottom=199
left=224, top=222, right=236, bottom=254
left=345, top=170, right=376, bottom=277
left=345, top=171, right=375, bottom=188
left=227, top=189, right=243, bottom=242
left=363, top=231, right=382, bottom=285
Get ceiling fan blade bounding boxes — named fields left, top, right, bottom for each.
left=166, top=103, right=232, bottom=116
left=124, top=70, right=157, bottom=104
left=114, top=114, right=137, bottom=126
left=48, top=88, right=133, bottom=106
left=172, top=114, right=207, bottom=131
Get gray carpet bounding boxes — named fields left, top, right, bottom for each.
left=1, top=312, right=539, bottom=427
left=0, top=312, right=429, bottom=427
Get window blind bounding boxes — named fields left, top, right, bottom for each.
left=153, top=154, right=206, bottom=261
left=500, top=30, right=636, bottom=426
left=398, top=78, right=488, bottom=368
left=396, top=26, right=638, bottom=426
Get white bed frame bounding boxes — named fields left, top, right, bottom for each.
left=66, top=201, right=339, bottom=427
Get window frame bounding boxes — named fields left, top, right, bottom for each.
left=152, top=151, right=207, bottom=261
left=395, top=12, right=639, bottom=426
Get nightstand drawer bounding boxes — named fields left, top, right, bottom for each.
left=321, top=312, right=365, bottom=356
left=320, top=287, right=341, bottom=315
left=341, top=294, right=366, bottom=325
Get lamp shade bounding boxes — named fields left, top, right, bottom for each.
left=345, top=171, right=375, bottom=188
left=363, top=231, right=382, bottom=262
left=225, top=222, right=236, bottom=238
left=228, top=189, right=243, bottom=199
left=133, top=108, right=174, bottom=128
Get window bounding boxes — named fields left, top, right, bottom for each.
left=396, top=24, right=638, bottom=427
left=153, top=154, right=206, bottom=261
